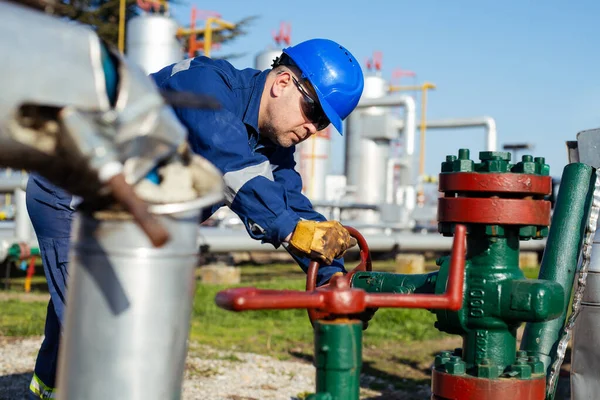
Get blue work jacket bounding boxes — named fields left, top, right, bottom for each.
left=152, top=57, right=345, bottom=283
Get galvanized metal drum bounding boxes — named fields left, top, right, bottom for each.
left=57, top=208, right=201, bottom=399
left=57, top=154, right=223, bottom=400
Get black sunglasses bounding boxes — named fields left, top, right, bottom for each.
left=291, top=76, right=330, bottom=131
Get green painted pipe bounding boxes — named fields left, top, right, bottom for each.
left=308, top=321, right=362, bottom=400
left=520, top=163, right=596, bottom=373
left=350, top=271, right=438, bottom=294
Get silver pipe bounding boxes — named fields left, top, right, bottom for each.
left=356, top=95, right=417, bottom=155
left=14, top=188, right=33, bottom=242
left=0, top=175, right=28, bottom=192
left=197, top=227, right=548, bottom=253
left=417, top=117, right=497, bottom=151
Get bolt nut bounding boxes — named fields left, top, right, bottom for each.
left=477, top=360, right=501, bottom=379
left=434, top=351, right=452, bottom=369
left=510, top=361, right=532, bottom=379
left=445, top=356, right=466, bottom=375
left=516, top=350, right=528, bottom=359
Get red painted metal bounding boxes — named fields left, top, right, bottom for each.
left=439, top=173, right=552, bottom=195
left=438, top=198, right=551, bottom=226
left=215, top=225, right=467, bottom=315
left=431, top=369, right=546, bottom=400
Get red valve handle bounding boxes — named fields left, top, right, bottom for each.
left=305, top=226, right=372, bottom=323
left=306, top=226, right=372, bottom=292
left=215, top=225, right=467, bottom=316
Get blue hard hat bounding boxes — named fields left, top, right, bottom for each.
left=283, top=39, right=364, bottom=135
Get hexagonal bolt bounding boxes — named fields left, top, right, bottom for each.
left=445, top=356, right=466, bottom=375
left=510, top=359, right=532, bottom=379
left=479, top=151, right=511, bottom=173
left=477, top=359, right=502, bottom=379
left=458, top=149, right=470, bottom=160
left=442, top=155, right=458, bottom=172
left=479, top=151, right=511, bottom=162
left=434, top=351, right=452, bottom=368
left=528, top=356, right=545, bottom=374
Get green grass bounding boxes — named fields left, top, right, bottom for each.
left=0, top=299, right=47, bottom=336
left=0, top=261, right=541, bottom=392
left=190, top=275, right=443, bottom=358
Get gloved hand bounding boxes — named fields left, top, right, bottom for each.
left=318, top=272, right=378, bottom=330
left=288, top=220, right=356, bottom=265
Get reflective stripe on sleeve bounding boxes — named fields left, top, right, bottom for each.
left=222, top=161, right=274, bottom=204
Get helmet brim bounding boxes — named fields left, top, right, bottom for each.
left=319, top=96, right=343, bottom=135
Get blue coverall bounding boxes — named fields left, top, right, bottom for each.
left=26, top=56, right=345, bottom=398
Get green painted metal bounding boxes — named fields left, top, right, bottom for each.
left=434, top=235, right=564, bottom=376
left=352, top=149, right=568, bottom=382
left=520, top=163, right=596, bottom=373
left=308, top=321, right=362, bottom=400
left=350, top=271, right=437, bottom=294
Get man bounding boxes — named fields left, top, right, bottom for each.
left=26, top=38, right=364, bottom=398
left=151, top=38, right=365, bottom=282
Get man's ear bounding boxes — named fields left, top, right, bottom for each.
left=272, top=71, right=291, bottom=98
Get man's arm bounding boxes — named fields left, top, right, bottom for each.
left=271, top=146, right=347, bottom=285
left=158, top=67, right=301, bottom=247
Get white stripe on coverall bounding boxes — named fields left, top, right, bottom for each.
left=222, top=161, right=274, bottom=205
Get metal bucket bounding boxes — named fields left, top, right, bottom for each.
left=56, top=154, right=224, bottom=400
left=57, top=208, right=202, bottom=399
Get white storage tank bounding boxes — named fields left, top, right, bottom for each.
left=126, top=14, right=183, bottom=74
left=255, top=48, right=283, bottom=71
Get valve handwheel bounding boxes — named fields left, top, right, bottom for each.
left=305, top=226, right=372, bottom=324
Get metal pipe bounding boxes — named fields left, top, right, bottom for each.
left=197, top=227, right=548, bottom=254
left=417, top=117, right=497, bottom=151
left=520, top=163, right=595, bottom=373
left=0, top=175, right=28, bottom=192
left=393, top=116, right=498, bottom=152
left=14, top=188, right=33, bottom=243
left=356, top=95, right=416, bottom=155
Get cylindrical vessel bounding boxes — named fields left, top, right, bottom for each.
left=298, top=129, right=331, bottom=201
left=57, top=209, right=200, bottom=400
left=126, top=14, right=183, bottom=74
left=254, top=48, right=282, bottom=71
left=344, top=73, right=386, bottom=191
left=15, top=187, right=33, bottom=242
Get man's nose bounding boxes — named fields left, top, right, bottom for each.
left=306, top=123, right=318, bottom=136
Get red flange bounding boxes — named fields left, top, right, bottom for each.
left=438, top=197, right=551, bottom=226
left=439, top=173, right=552, bottom=196
left=431, top=369, right=545, bottom=400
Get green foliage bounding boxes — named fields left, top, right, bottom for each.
left=189, top=277, right=443, bottom=358
left=0, top=299, right=46, bottom=336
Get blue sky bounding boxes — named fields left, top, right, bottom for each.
left=169, top=1, right=600, bottom=179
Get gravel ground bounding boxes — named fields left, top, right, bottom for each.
left=0, top=337, right=430, bottom=400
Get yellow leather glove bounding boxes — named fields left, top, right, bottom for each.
left=288, top=220, right=355, bottom=265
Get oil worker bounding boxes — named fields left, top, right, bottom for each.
left=26, top=38, right=365, bottom=399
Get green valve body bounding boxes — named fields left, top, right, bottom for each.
left=352, top=150, right=576, bottom=384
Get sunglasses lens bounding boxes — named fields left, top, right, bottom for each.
left=295, top=77, right=330, bottom=130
